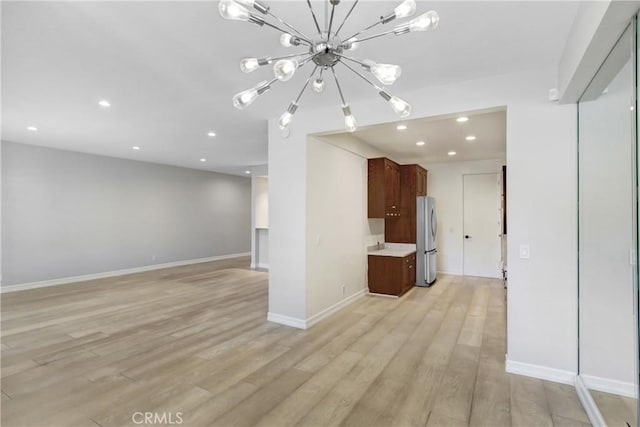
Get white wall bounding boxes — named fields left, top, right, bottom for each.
left=268, top=119, right=307, bottom=324
left=251, top=176, right=269, bottom=269
left=306, top=136, right=368, bottom=319
left=425, top=159, right=505, bottom=275
left=254, top=177, right=269, bottom=228
left=256, top=228, right=269, bottom=269
left=2, top=141, right=251, bottom=287
left=269, top=65, right=578, bottom=377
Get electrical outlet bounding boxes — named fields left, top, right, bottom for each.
left=519, top=245, right=530, bottom=259
left=341, top=285, right=346, bottom=294
left=152, top=255, right=157, bottom=262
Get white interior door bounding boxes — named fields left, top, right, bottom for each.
left=463, top=173, right=501, bottom=278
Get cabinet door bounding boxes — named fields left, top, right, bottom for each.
left=385, top=161, right=401, bottom=212
left=368, top=255, right=403, bottom=295
left=368, top=158, right=386, bottom=218
left=417, top=168, right=427, bottom=196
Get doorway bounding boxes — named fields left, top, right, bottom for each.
left=463, top=173, right=502, bottom=278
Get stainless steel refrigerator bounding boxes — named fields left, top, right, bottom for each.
left=416, top=196, right=437, bottom=286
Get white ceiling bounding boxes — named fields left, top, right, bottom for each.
left=321, top=107, right=506, bottom=164
left=1, top=1, right=578, bottom=175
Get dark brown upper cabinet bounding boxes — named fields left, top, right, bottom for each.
left=385, top=164, right=428, bottom=243
left=368, top=158, right=401, bottom=218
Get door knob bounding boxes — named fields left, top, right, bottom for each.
left=465, top=235, right=471, bottom=239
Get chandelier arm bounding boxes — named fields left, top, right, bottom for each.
left=306, top=0, right=323, bottom=35
left=348, top=28, right=398, bottom=45
left=294, top=66, right=320, bottom=104
left=340, top=60, right=383, bottom=92
left=336, top=54, right=368, bottom=68
left=326, top=3, right=337, bottom=41
left=270, top=52, right=311, bottom=62
left=334, top=0, right=359, bottom=37
left=298, top=53, right=319, bottom=68
left=342, top=20, right=385, bottom=44
left=266, top=10, right=312, bottom=41
left=260, top=19, right=311, bottom=43
left=330, top=67, right=347, bottom=105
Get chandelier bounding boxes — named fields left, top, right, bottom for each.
left=218, top=0, right=439, bottom=134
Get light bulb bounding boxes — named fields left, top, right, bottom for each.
left=232, top=80, right=269, bottom=109
left=231, top=0, right=269, bottom=14
left=218, top=0, right=250, bottom=21
left=344, top=114, right=357, bottom=132
left=389, top=96, right=411, bottom=118
left=280, top=33, right=293, bottom=47
left=342, top=104, right=357, bottom=132
left=344, top=38, right=359, bottom=51
left=370, top=62, right=402, bottom=85
left=279, top=111, right=293, bottom=130
left=409, top=10, right=439, bottom=32
left=278, top=101, right=299, bottom=130
left=394, top=0, right=416, bottom=19
left=240, top=58, right=259, bottom=73
left=312, top=78, right=325, bottom=93
left=232, top=0, right=255, bottom=8
left=273, top=59, right=299, bottom=82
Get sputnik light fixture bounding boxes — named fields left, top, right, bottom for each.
left=219, top=0, right=439, bottom=133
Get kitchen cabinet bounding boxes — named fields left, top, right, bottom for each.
left=368, top=158, right=401, bottom=218
left=368, top=252, right=416, bottom=296
left=385, top=164, right=428, bottom=243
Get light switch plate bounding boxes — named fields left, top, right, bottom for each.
left=519, top=244, right=530, bottom=259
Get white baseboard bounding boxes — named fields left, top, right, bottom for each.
left=1, top=252, right=251, bottom=294
left=305, top=289, right=366, bottom=329
left=257, top=263, right=269, bottom=269
left=580, top=374, right=638, bottom=398
left=267, top=312, right=306, bottom=329
left=367, top=292, right=399, bottom=299
left=575, top=376, right=606, bottom=427
left=505, top=359, right=576, bottom=385
left=437, top=270, right=462, bottom=276
left=268, top=289, right=366, bottom=330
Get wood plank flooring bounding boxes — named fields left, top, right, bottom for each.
left=591, top=389, right=636, bottom=427
left=1, top=257, right=590, bottom=426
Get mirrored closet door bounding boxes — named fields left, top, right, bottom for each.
left=577, top=20, right=639, bottom=426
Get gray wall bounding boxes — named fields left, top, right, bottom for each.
left=1, top=141, right=251, bottom=286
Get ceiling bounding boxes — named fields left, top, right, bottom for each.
left=321, top=107, right=506, bottom=164
left=1, top=1, right=578, bottom=175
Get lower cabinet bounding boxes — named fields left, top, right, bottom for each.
left=367, top=253, right=416, bottom=296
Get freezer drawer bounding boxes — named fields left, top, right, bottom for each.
left=426, top=250, right=437, bottom=286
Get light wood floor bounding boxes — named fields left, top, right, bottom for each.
left=591, top=389, right=636, bottom=426
left=1, top=257, right=590, bottom=426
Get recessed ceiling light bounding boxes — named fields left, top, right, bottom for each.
left=207, top=131, right=216, bottom=137
left=448, top=151, right=457, bottom=156
left=26, top=126, right=38, bottom=131
left=132, top=146, right=140, bottom=150
left=416, top=141, right=425, bottom=146
left=245, top=170, right=251, bottom=174
left=200, top=158, right=207, bottom=162
left=465, top=135, right=476, bottom=141
left=98, top=100, right=111, bottom=107
left=396, top=125, right=407, bottom=130
left=456, top=117, right=469, bottom=123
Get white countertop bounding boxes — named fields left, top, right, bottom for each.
left=368, top=243, right=417, bottom=258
